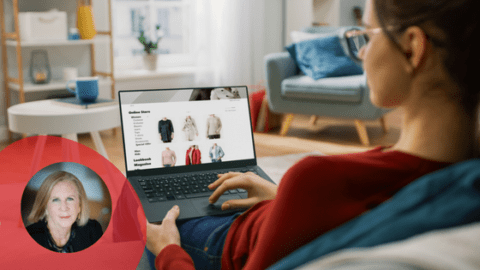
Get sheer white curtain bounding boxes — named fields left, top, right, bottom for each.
left=192, top=0, right=265, bottom=87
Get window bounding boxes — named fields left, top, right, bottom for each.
left=113, top=0, right=192, bottom=69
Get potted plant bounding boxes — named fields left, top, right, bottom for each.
left=137, top=16, right=163, bottom=71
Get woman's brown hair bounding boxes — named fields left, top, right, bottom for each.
left=374, top=0, right=480, bottom=114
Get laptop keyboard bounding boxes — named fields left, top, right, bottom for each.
left=139, top=168, right=259, bottom=202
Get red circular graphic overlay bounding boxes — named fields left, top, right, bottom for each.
left=0, top=136, right=146, bottom=269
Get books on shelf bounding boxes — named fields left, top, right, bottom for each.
left=53, top=97, right=117, bottom=109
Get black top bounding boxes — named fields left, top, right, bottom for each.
left=26, top=219, right=103, bottom=253
left=158, top=119, right=174, bottom=142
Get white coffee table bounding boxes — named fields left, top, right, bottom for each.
left=7, top=99, right=120, bottom=160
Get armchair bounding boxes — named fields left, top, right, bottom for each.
left=264, top=26, right=390, bottom=146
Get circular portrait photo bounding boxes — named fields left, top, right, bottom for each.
left=21, top=162, right=112, bottom=253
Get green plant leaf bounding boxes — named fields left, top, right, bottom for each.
left=137, top=20, right=160, bottom=53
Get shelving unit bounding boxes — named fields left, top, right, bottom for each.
left=0, top=0, right=115, bottom=140
left=5, top=39, right=96, bottom=47
left=8, top=78, right=112, bottom=92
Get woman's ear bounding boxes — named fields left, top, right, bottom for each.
left=400, top=26, right=429, bottom=73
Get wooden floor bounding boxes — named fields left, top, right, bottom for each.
left=0, top=109, right=403, bottom=173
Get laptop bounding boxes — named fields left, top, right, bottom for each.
left=118, top=86, right=275, bottom=223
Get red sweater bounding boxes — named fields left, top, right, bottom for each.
left=156, top=147, right=450, bottom=269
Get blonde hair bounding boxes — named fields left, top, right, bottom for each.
left=28, top=171, right=90, bottom=226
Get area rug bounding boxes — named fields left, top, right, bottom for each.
left=257, top=151, right=325, bottom=184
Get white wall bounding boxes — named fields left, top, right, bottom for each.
left=313, top=0, right=365, bottom=26
left=283, top=0, right=366, bottom=45
left=285, top=0, right=314, bottom=45
left=115, top=74, right=195, bottom=93
left=257, top=0, right=284, bottom=84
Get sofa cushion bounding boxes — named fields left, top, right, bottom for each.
left=288, top=33, right=363, bottom=80
left=268, top=159, right=480, bottom=270
left=286, top=31, right=333, bottom=73
left=281, top=74, right=365, bottom=103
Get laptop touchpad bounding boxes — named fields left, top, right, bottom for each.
left=192, top=194, right=244, bottom=215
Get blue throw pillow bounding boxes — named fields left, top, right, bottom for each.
left=291, top=35, right=363, bottom=80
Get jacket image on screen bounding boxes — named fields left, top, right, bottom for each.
left=186, top=145, right=201, bottom=165
left=182, top=116, right=198, bottom=141
left=158, top=117, right=174, bottom=142
left=209, top=143, right=224, bottom=162
left=210, top=87, right=241, bottom=100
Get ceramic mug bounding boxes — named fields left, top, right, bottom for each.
left=63, top=67, right=78, bottom=82
left=66, top=76, right=99, bottom=102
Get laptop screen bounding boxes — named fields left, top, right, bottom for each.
left=119, top=86, right=256, bottom=175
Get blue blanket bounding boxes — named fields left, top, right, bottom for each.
left=268, top=159, right=480, bottom=270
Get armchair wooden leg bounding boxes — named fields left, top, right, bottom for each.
left=309, top=116, right=318, bottom=126
left=354, top=119, right=370, bottom=146
left=380, top=116, right=388, bottom=133
left=280, top=114, right=295, bottom=136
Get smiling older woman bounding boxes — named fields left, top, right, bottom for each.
left=26, top=171, right=103, bottom=253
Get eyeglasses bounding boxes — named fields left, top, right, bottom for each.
left=345, top=28, right=382, bottom=60
left=346, top=26, right=444, bottom=62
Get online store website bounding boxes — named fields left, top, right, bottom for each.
left=120, top=87, right=255, bottom=172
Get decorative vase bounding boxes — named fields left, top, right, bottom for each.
left=29, top=50, right=51, bottom=84
left=77, top=2, right=97, bottom=39
left=143, top=54, right=158, bottom=71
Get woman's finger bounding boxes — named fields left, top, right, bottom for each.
left=162, top=205, right=180, bottom=224
left=222, top=197, right=258, bottom=210
left=208, top=172, right=242, bottom=189
left=209, top=176, right=248, bottom=204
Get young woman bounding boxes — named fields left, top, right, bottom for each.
left=146, top=0, right=479, bottom=269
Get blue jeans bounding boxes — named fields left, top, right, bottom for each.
left=146, top=213, right=241, bottom=270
